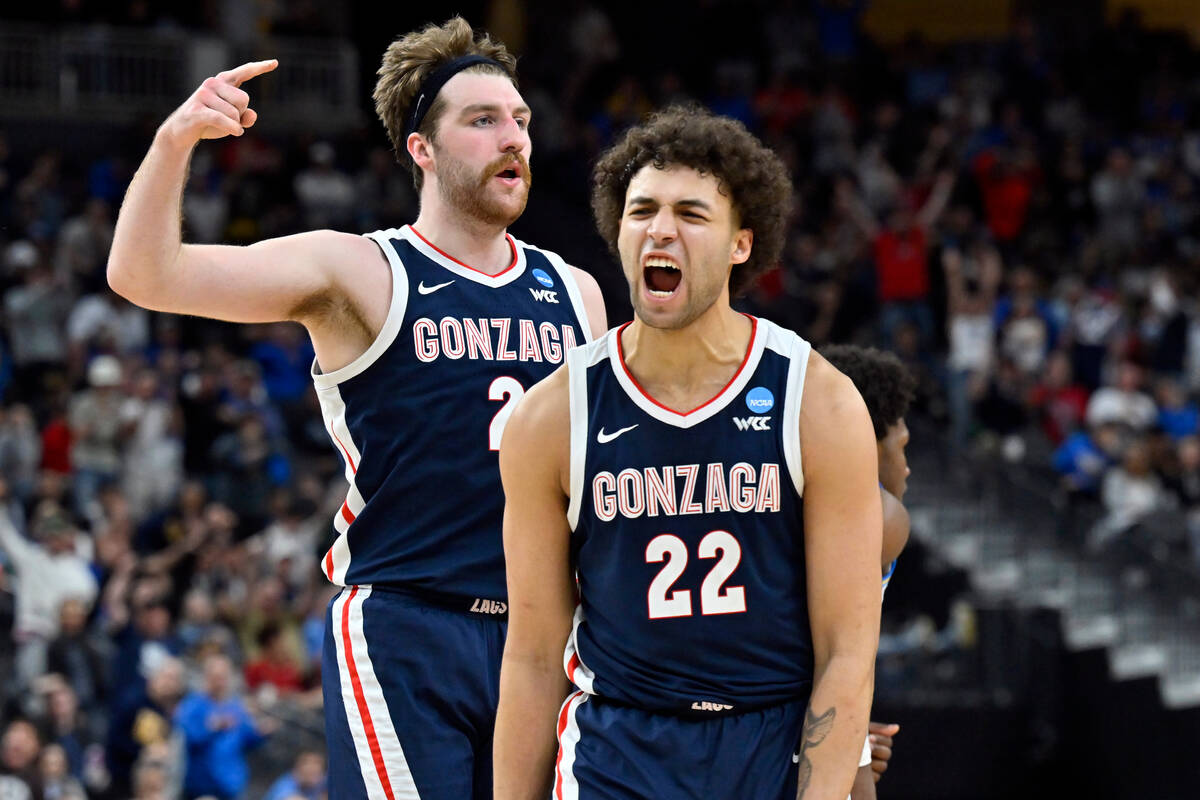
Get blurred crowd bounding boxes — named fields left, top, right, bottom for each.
left=3, top=1, right=1200, bottom=797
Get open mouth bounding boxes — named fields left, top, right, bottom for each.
left=495, top=162, right=522, bottom=182
left=643, top=256, right=682, bottom=297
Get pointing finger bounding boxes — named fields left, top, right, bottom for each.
left=217, top=59, right=278, bottom=88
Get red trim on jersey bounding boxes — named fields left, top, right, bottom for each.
left=566, top=651, right=580, bottom=684
left=554, top=691, right=581, bottom=800
left=408, top=224, right=519, bottom=277
left=341, top=587, right=397, bottom=800
left=340, top=502, right=356, bottom=525
left=324, top=549, right=335, bottom=581
left=331, top=431, right=358, bottom=474
left=615, top=316, right=758, bottom=416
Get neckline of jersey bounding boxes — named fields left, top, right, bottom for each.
left=613, top=314, right=761, bottom=421
left=406, top=224, right=520, bottom=278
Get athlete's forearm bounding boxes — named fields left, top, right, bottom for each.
left=107, top=128, right=194, bottom=307
left=795, top=654, right=874, bottom=800
left=493, top=656, right=571, bottom=800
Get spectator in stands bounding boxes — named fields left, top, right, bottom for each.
left=943, top=243, right=1002, bottom=449
left=104, top=577, right=183, bottom=709
left=1093, top=436, right=1172, bottom=549
left=45, top=597, right=108, bottom=713
left=0, top=503, right=98, bottom=696
left=1029, top=350, right=1090, bottom=446
left=3, top=244, right=71, bottom=404
left=1053, top=421, right=1122, bottom=497
left=1091, top=146, right=1145, bottom=254
left=175, top=652, right=273, bottom=800
left=244, top=622, right=306, bottom=698
left=0, top=405, right=42, bottom=505
left=69, top=354, right=127, bottom=517
left=838, top=165, right=956, bottom=350
left=0, top=719, right=42, bottom=800
left=66, top=286, right=149, bottom=372
left=38, top=680, right=104, bottom=791
left=54, top=197, right=113, bottom=294
left=292, top=141, right=355, bottom=230
left=262, top=749, right=327, bottom=800
left=995, top=265, right=1057, bottom=378
left=1086, top=359, right=1157, bottom=431
left=106, top=656, right=186, bottom=800
left=37, top=742, right=85, bottom=800
left=1154, top=377, right=1198, bottom=441
left=119, top=367, right=183, bottom=523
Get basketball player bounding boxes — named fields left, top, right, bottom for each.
left=822, top=345, right=917, bottom=798
left=107, top=18, right=606, bottom=800
left=494, top=107, right=881, bottom=800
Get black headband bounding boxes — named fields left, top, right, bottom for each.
left=406, top=55, right=505, bottom=139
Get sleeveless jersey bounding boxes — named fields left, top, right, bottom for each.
left=314, top=225, right=592, bottom=599
left=562, top=317, right=815, bottom=715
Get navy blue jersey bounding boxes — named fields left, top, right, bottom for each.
left=563, top=318, right=815, bottom=715
left=314, top=225, right=592, bottom=599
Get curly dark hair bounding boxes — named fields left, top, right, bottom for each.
left=590, top=105, right=792, bottom=297
left=821, top=345, right=917, bottom=440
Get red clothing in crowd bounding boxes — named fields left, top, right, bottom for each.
left=245, top=659, right=306, bottom=694
left=973, top=150, right=1039, bottom=242
left=1030, top=382, right=1091, bottom=444
left=40, top=417, right=71, bottom=474
left=873, top=225, right=929, bottom=301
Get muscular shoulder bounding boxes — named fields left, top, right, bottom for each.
left=568, top=265, right=609, bottom=340
left=799, top=350, right=875, bottom=482
left=801, top=349, right=868, bottom=426
left=281, top=231, right=391, bottom=353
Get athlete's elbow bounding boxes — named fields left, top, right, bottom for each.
left=106, top=252, right=168, bottom=310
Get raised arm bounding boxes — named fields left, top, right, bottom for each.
left=494, top=367, right=575, bottom=800
left=834, top=178, right=880, bottom=240
left=916, top=169, right=955, bottom=230
left=795, top=353, right=882, bottom=800
left=107, top=61, right=387, bottom=366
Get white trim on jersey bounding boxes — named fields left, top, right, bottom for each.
left=554, top=691, right=588, bottom=800
left=311, top=230, right=411, bottom=389
left=566, top=338, right=608, bottom=530
left=606, top=318, right=768, bottom=429
left=331, top=586, right=421, bottom=800
left=396, top=225, right=528, bottom=287
left=780, top=332, right=812, bottom=498
left=315, top=383, right=365, bottom=585
left=562, top=603, right=596, bottom=694
left=517, top=239, right=595, bottom=344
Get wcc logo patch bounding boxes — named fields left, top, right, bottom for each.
left=529, top=268, right=559, bottom=302
left=734, top=387, right=774, bottom=430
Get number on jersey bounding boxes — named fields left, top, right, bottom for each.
left=645, top=530, right=746, bottom=619
left=487, top=376, right=525, bottom=451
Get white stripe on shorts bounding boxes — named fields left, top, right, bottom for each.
left=332, top=585, right=421, bottom=800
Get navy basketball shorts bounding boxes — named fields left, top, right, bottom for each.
left=553, top=691, right=807, bottom=800
left=322, top=585, right=506, bottom=800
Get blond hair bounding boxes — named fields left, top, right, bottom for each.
left=373, top=16, right=517, bottom=190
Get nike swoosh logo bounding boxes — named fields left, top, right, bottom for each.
left=417, top=280, right=455, bottom=295
left=597, top=424, right=638, bottom=444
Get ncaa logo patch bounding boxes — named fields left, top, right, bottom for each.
left=746, top=387, right=774, bottom=414
left=532, top=268, right=555, bottom=288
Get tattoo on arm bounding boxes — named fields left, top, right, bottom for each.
left=795, top=705, right=837, bottom=799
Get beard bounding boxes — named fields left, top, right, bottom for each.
left=437, top=151, right=532, bottom=228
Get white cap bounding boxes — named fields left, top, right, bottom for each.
left=87, top=355, right=123, bottom=388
